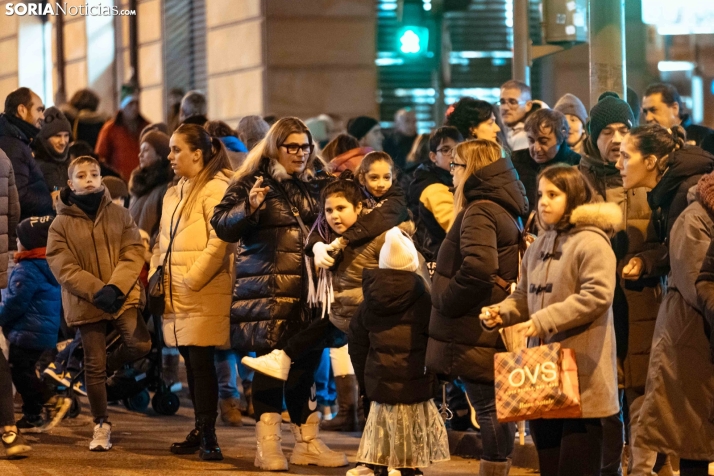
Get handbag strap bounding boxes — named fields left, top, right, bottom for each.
left=163, top=183, right=185, bottom=269
left=271, top=178, right=313, bottom=242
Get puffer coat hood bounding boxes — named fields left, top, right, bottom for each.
left=349, top=268, right=436, bottom=404
left=426, top=157, right=528, bottom=383
left=211, top=158, right=330, bottom=351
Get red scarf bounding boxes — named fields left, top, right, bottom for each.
left=14, top=247, right=47, bottom=263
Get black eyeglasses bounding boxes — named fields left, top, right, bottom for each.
left=436, top=146, right=453, bottom=156
left=449, top=161, right=466, bottom=171
left=281, top=143, right=314, bottom=155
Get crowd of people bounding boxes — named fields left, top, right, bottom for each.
left=0, top=78, right=711, bottom=476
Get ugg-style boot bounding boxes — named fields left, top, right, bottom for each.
left=197, top=417, right=223, bottom=461
left=289, top=412, right=348, bottom=467
left=219, top=397, right=243, bottom=427
left=320, top=375, right=359, bottom=432
left=479, top=459, right=511, bottom=476
left=162, top=349, right=182, bottom=392
left=255, top=413, right=289, bottom=471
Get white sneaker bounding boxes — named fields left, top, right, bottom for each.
left=89, top=422, right=112, bottom=451
left=254, top=413, right=288, bottom=471
left=290, top=412, right=348, bottom=467
left=242, top=350, right=292, bottom=381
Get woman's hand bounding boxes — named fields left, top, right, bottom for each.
left=248, top=176, right=270, bottom=214
left=521, top=319, right=539, bottom=338
left=622, top=257, right=643, bottom=280
left=479, top=306, right=503, bottom=328
left=313, top=242, right=335, bottom=269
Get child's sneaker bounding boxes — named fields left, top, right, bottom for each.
left=89, top=421, right=112, bottom=451
left=1, top=430, right=31, bottom=458
left=241, top=349, right=291, bottom=381
left=72, top=379, right=87, bottom=397
left=43, top=363, right=69, bottom=386
left=16, top=414, right=44, bottom=430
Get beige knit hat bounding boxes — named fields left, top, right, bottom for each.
left=379, top=227, right=419, bottom=272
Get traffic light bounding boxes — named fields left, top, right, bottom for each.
left=397, top=25, right=429, bottom=55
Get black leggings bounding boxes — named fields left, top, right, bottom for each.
left=178, top=346, right=218, bottom=421
left=283, top=317, right=345, bottom=361
left=530, top=417, right=604, bottom=476
left=0, top=351, right=15, bottom=427
left=252, top=348, right=323, bottom=425
left=680, top=459, right=710, bottom=476
left=9, top=345, right=54, bottom=417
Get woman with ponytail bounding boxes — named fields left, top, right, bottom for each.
left=150, top=123, right=235, bottom=461
left=616, top=124, right=714, bottom=279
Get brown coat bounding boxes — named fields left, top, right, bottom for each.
left=0, top=149, right=20, bottom=288
left=47, top=188, right=145, bottom=326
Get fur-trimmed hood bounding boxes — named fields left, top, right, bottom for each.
left=129, top=160, right=174, bottom=198
left=569, top=202, right=624, bottom=235
left=233, top=156, right=326, bottom=184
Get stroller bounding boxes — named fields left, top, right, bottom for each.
left=43, top=311, right=180, bottom=429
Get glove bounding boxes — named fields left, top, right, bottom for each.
left=329, top=237, right=348, bottom=250
left=313, top=241, right=335, bottom=269
left=93, top=285, right=126, bottom=314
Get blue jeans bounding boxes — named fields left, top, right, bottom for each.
left=314, top=348, right=336, bottom=406
left=214, top=349, right=254, bottom=400
left=463, top=380, right=515, bottom=462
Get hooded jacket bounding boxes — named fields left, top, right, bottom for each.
left=579, top=146, right=662, bottom=391
left=0, top=255, right=61, bottom=350
left=349, top=268, right=436, bottom=404
left=637, top=191, right=714, bottom=460
left=511, top=142, right=581, bottom=214
left=637, top=145, right=714, bottom=277
left=61, top=105, right=107, bottom=149
left=211, top=159, right=330, bottom=352
left=0, top=150, right=20, bottom=287
left=408, top=162, right=454, bottom=261
left=47, top=188, right=145, bottom=326
left=0, top=114, right=53, bottom=222
left=33, top=135, right=70, bottom=192
left=151, top=172, right=235, bottom=348
left=128, top=160, right=174, bottom=245
left=497, top=202, right=622, bottom=418
left=329, top=147, right=371, bottom=176
left=426, top=157, right=528, bottom=383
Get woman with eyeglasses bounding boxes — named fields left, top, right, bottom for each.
left=426, top=139, right=528, bottom=475
left=445, top=97, right=509, bottom=150
left=211, top=117, right=347, bottom=471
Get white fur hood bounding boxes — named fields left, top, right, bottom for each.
left=569, top=202, right=624, bottom=234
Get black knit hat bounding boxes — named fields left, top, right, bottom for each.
left=16, top=215, right=54, bottom=250
left=39, top=106, right=72, bottom=140
left=347, top=116, right=379, bottom=140
left=588, top=92, right=635, bottom=145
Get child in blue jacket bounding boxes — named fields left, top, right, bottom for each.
left=0, top=215, right=61, bottom=429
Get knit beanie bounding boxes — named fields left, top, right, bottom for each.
left=39, top=107, right=72, bottom=139
left=554, top=93, right=588, bottom=125
left=16, top=215, right=54, bottom=250
left=141, top=130, right=170, bottom=161
left=347, top=116, right=379, bottom=141
left=588, top=92, right=635, bottom=145
left=103, top=176, right=128, bottom=200
left=379, top=227, right=419, bottom=272
left=697, top=171, right=714, bottom=215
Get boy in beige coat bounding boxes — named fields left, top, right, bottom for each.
left=47, top=156, right=149, bottom=452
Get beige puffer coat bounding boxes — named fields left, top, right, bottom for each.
left=47, top=188, right=145, bottom=326
left=150, top=172, right=235, bottom=347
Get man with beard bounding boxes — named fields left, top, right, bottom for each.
left=33, top=107, right=73, bottom=194
left=0, top=87, right=53, bottom=221
left=499, top=80, right=534, bottom=151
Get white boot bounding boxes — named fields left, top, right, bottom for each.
left=290, top=412, right=349, bottom=467
left=242, top=350, right=291, bottom=381
left=255, top=413, right=289, bottom=471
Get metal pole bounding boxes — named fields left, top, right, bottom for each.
left=588, top=0, right=626, bottom=108
left=513, top=0, right=530, bottom=85
left=54, top=11, right=66, bottom=105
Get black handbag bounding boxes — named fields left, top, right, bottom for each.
left=147, top=187, right=184, bottom=316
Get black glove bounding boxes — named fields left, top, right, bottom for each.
left=93, top=285, right=126, bottom=313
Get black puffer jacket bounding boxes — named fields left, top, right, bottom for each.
left=511, top=143, right=580, bottom=214
left=349, top=268, right=436, bottom=404
left=638, top=145, right=714, bottom=277
left=0, top=114, right=53, bottom=222
left=211, top=159, right=329, bottom=352
left=426, top=157, right=529, bottom=383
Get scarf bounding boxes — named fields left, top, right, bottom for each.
left=5, top=113, right=40, bottom=143
left=69, top=188, right=105, bottom=220
left=14, top=247, right=47, bottom=263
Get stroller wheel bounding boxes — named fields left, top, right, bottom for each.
left=123, top=389, right=150, bottom=412
left=152, top=392, right=180, bottom=416
left=68, top=395, right=82, bottom=419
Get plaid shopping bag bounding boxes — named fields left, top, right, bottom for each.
left=494, top=342, right=582, bottom=423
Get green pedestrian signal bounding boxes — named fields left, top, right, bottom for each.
left=397, top=26, right=429, bottom=55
